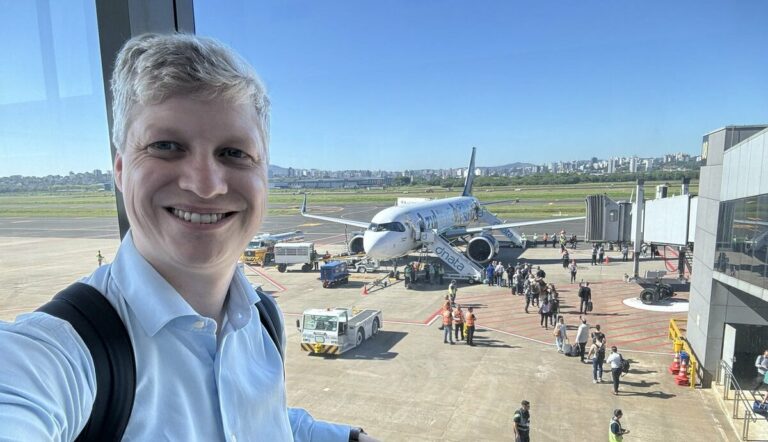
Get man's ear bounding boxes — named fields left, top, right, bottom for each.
left=114, top=151, right=123, bottom=193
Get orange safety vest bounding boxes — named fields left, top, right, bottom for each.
left=453, top=309, right=464, bottom=324
left=465, top=312, right=476, bottom=326
left=442, top=309, right=452, bottom=325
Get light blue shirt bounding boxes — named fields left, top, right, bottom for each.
left=0, top=232, right=350, bottom=441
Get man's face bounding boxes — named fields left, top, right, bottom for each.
left=115, top=96, right=267, bottom=275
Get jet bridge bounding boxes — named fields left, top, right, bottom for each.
left=421, top=232, right=484, bottom=283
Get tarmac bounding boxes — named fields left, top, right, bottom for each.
left=0, top=218, right=753, bottom=441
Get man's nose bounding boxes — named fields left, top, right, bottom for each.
left=178, top=154, right=228, bottom=198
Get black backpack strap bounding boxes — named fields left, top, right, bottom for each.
left=36, top=282, right=136, bottom=442
left=254, top=289, right=285, bottom=362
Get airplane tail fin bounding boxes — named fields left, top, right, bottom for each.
left=462, top=147, right=476, bottom=197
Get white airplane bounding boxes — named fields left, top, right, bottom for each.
left=300, top=148, right=583, bottom=280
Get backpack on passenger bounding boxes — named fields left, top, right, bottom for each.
left=621, top=357, right=631, bottom=374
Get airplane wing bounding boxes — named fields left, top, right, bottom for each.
left=299, top=194, right=371, bottom=229
left=442, top=216, right=585, bottom=238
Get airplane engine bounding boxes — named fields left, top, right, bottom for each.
left=348, top=233, right=365, bottom=254
left=466, top=233, right=499, bottom=264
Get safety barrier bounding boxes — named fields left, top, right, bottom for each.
left=668, top=319, right=698, bottom=389
left=715, top=359, right=764, bottom=441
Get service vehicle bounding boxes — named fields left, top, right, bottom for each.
left=320, top=261, right=350, bottom=288
left=240, top=231, right=304, bottom=266
left=354, top=258, right=380, bottom=273
left=273, top=242, right=316, bottom=272
left=296, top=307, right=383, bottom=355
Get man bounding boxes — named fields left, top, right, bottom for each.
left=578, top=281, right=592, bottom=314
left=591, top=244, right=598, bottom=266
left=495, top=261, right=505, bottom=286
left=753, top=349, right=768, bottom=391
left=486, top=262, right=495, bottom=286
left=568, top=260, right=577, bottom=283
left=598, top=245, right=605, bottom=265
left=442, top=301, right=454, bottom=344
left=0, top=34, right=373, bottom=441
left=535, top=266, right=545, bottom=279
left=448, top=280, right=458, bottom=304
left=621, top=244, right=629, bottom=262
left=590, top=336, right=606, bottom=383
left=452, top=304, right=465, bottom=342
left=513, top=400, right=531, bottom=442
left=404, top=263, right=413, bottom=288
left=96, top=250, right=104, bottom=266
left=575, top=317, right=590, bottom=363
left=609, top=409, right=630, bottom=441
left=465, top=306, right=476, bottom=346
left=606, top=346, right=625, bottom=395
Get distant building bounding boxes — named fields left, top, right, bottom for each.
left=607, top=158, right=616, bottom=174
left=644, top=159, right=653, bottom=171
left=629, top=157, right=638, bottom=173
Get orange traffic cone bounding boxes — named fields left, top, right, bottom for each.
left=675, top=358, right=689, bottom=386
left=604, top=256, right=610, bottom=264
left=361, top=285, right=368, bottom=295
left=668, top=353, right=680, bottom=374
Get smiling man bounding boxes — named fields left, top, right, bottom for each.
left=0, top=33, right=374, bottom=442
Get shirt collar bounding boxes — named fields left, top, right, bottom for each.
left=111, top=231, right=258, bottom=336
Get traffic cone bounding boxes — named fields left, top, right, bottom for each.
left=668, top=353, right=680, bottom=374
left=604, top=256, right=610, bottom=264
left=675, top=358, right=689, bottom=386
left=361, top=285, right=368, bottom=295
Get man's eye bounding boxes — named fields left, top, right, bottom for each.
left=221, top=148, right=250, bottom=160
left=148, top=141, right=181, bottom=152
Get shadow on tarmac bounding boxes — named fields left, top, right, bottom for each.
left=335, top=330, right=408, bottom=360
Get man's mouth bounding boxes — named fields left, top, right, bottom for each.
left=168, top=208, right=233, bottom=224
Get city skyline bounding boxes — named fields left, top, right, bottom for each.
left=1, top=1, right=766, bottom=176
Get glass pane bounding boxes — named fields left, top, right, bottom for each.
left=0, top=0, right=117, bottom=320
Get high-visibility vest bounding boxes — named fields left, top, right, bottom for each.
left=442, top=310, right=452, bottom=325
left=453, top=309, right=464, bottom=324
left=608, top=419, right=623, bottom=442
left=465, top=312, right=475, bottom=326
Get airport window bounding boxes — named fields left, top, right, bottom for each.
left=714, top=194, right=768, bottom=290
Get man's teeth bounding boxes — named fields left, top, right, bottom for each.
left=172, top=209, right=226, bottom=224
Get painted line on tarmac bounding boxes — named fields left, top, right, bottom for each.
left=245, top=264, right=287, bottom=293
left=481, top=325, right=674, bottom=355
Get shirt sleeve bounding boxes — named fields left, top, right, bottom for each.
left=0, top=312, right=96, bottom=441
left=287, top=407, right=351, bottom=441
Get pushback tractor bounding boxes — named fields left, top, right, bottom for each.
left=296, top=308, right=383, bottom=355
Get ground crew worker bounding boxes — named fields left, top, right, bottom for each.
left=452, top=305, right=464, bottom=341
left=465, top=306, right=476, bottom=346
left=513, top=400, right=531, bottom=442
left=442, top=302, right=454, bottom=344
left=448, top=280, right=458, bottom=304
left=609, top=409, right=629, bottom=441
left=96, top=250, right=104, bottom=266
left=437, top=263, right=444, bottom=285
left=404, top=265, right=413, bottom=288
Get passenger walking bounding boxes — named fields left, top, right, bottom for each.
left=606, top=346, right=624, bottom=395
left=609, top=409, right=630, bottom=441
left=96, top=250, right=104, bottom=266
left=591, top=324, right=605, bottom=345
left=453, top=305, right=465, bottom=341
left=753, top=349, right=768, bottom=391
left=621, top=244, right=629, bottom=262
left=554, top=316, right=567, bottom=353
left=442, top=302, right=454, bottom=344
left=575, top=317, right=590, bottom=362
left=539, top=299, right=551, bottom=330
left=552, top=232, right=557, bottom=248
left=591, top=244, right=598, bottom=266
left=598, top=245, right=605, bottom=265
left=495, top=261, right=505, bottom=286
left=465, top=307, right=476, bottom=346
left=588, top=336, right=606, bottom=383
left=562, top=250, right=569, bottom=269
left=578, top=281, right=592, bottom=314
left=486, top=263, right=495, bottom=286
left=513, top=400, right=531, bottom=442
left=569, top=260, right=577, bottom=283
left=524, top=278, right=533, bottom=313
left=548, top=286, right=559, bottom=326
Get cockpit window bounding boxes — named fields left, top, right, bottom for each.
left=368, top=222, right=406, bottom=232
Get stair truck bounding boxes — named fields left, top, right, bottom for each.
left=296, top=307, right=383, bottom=355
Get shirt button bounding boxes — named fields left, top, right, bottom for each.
left=193, top=320, right=206, bottom=329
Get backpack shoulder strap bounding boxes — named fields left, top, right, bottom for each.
left=255, top=289, right=285, bottom=362
left=36, top=282, right=136, bottom=442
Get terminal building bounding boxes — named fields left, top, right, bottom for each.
left=688, top=125, right=768, bottom=386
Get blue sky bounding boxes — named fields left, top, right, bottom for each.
left=1, top=0, right=767, bottom=176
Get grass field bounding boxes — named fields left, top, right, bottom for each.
left=0, top=181, right=698, bottom=219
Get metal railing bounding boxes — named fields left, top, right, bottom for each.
left=668, top=319, right=698, bottom=389
left=715, top=359, right=763, bottom=440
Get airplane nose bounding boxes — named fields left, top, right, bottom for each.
left=363, top=232, right=390, bottom=259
